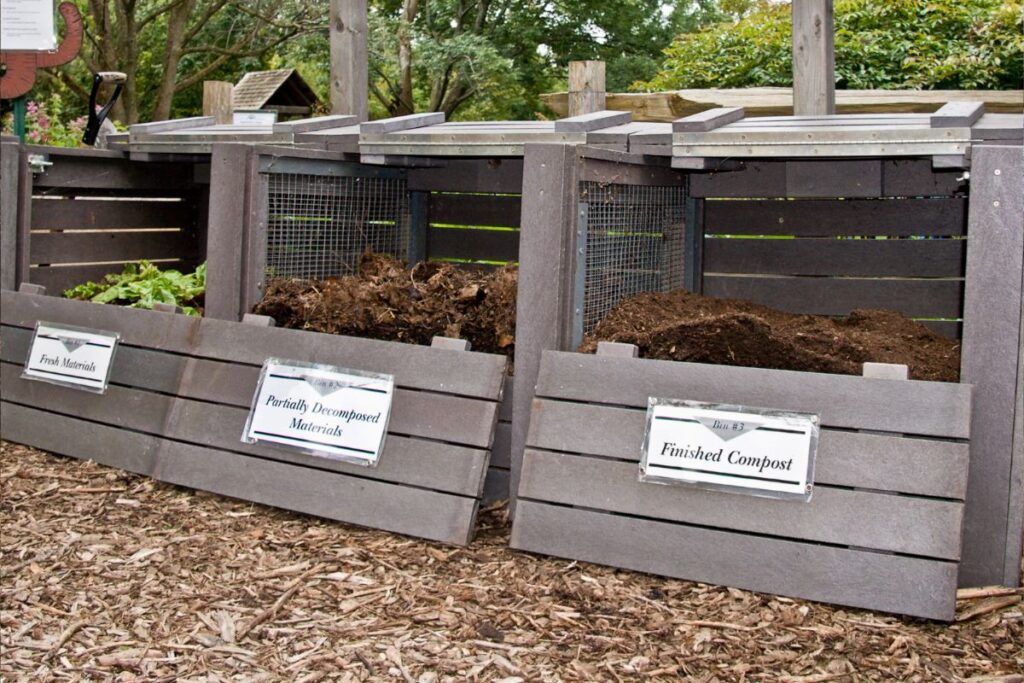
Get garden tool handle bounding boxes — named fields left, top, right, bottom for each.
left=82, top=71, right=126, bottom=146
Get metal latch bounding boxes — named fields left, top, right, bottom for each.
left=28, top=154, right=52, bottom=174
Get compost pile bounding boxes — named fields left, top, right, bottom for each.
left=254, top=253, right=518, bottom=356
left=581, top=289, right=961, bottom=382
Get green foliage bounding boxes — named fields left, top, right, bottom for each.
left=638, top=0, right=1024, bottom=91
left=64, top=261, right=207, bottom=316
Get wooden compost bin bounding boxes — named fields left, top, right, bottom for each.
left=0, top=289, right=506, bottom=545
left=510, top=142, right=1024, bottom=615
left=1, top=141, right=209, bottom=293
left=203, top=143, right=527, bottom=504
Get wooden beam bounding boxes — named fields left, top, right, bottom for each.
left=568, top=61, right=605, bottom=117
left=329, top=0, right=369, bottom=122
left=554, top=110, right=631, bottom=133
left=673, top=106, right=745, bottom=132
left=931, top=101, right=985, bottom=128
left=792, top=0, right=835, bottom=115
left=541, top=89, right=1024, bottom=122
left=202, top=81, right=234, bottom=125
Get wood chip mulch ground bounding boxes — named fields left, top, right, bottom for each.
left=2, top=442, right=1021, bottom=682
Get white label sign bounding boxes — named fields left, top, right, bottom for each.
left=0, top=0, right=56, bottom=51
left=23, top=322, right=119, bottom=393
left=641, top=400, right=819, bottom=501
left=243, top=359, right=393, bottom=466
left=232, top=110, right=277, bottom=126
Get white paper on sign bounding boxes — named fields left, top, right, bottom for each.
left=22, top=322, right=120, bottom=393
left=0, top=0, right=57, bottom=51
left=243, top=359, right=394, bottom=466
left=641, top=400, right=819, bottom=501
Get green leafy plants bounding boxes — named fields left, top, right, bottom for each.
left=64, top=261, right=207, bottom=316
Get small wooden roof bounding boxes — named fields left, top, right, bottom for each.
left=232, top=69, right=319, bottom=110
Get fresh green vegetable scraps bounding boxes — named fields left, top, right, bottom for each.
left=64, top=261, right=206, bottom=316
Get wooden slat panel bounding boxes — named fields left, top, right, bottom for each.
left=32, top=156, right=194, bottom=191
left=0, top=402, right=478, bottom=545
left=0, top=352, right=498, bottom=449
left=510, top=501, right=957, bottom=620
left=427, top=226, right=519, bottom=263
left=703, top=274, right=964, bottom=318
left=689, top=162, right=787, bottom=198
left=520, top=450, right=962, bottom=558
left=534, top=351, right=972, bottom=438
left=429, top=193, right=522, bottom=228
left=526, top=398, right=969, bottom=499
left=29, top=262, right=191, bottom=295
left=0, top=292, right=508, bottom=399
left=786, top=160, right=880, bottom=197
left=31, top=231, right=197, bottom=265
left=883, top=160, right=964, bottom=197
left=0, top=362, right=488, bottom=495
left=703, top=198, right=967, bottom=237
left=704, top=237, right=965, bottom=277
left=31, top=198, right=195, bottom=231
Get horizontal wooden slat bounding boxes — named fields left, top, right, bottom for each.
left=703, top=274, right=964, bottom=318
left=408, top=159, right=524, bottom=194
left=519, top=450, right=962, bottom=558
left=534, top=351, right=972, bottom=438
left=1, top=402, right=478, bottom=545
left=32, top=156, right=195, bottom=191
left=0, top=292, right=508, bottom=399
left=525, top=398, right=969, bottom=499
left=429, top=193, right=521, bottom=228
left=28, top=262, right=194, bottom=295
left=0, top=362, right=489, bottom=495
left=883, top=160, right=965, bottom=197
left=703, top=198, right=967, bottom=237
left=510, top=501, right=957, bottom=620
left=31, top=230, right=197, bottom=265
left=427, top=226, right=519, bottom=263
left=31, top=198, right=195, bottom=231
left=704, top=237, right=965, bottom=277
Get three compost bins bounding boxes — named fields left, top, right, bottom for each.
left=1, top=106, right=1021, bottom=621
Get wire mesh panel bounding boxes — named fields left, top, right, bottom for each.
left=265, top=171, right=411, bottom=281
left=579, top=181, right=687, bottom=335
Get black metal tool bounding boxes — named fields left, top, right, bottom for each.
left=82, top=71, right=126, bottom=146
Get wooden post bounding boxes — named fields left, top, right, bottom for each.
left=202, top=81, right=234, bottom=125
left=792, top=0, right=835, bottom=116
left=0, top=139, right=20, bottom=290
left=568, top=61, right=605, bottom=117
left=329, top=0, right=369, bottom=122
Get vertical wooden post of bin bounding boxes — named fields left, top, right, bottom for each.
left=568, top=61, right=606, bottom=118
left=205, top=144, right=253, bottom=321
left=511, top=144, right=581, bottom=514
left=960, top=145, right=1024, bottom=588
left=792, top=0, right=835, bottom=116
left=329, top=0, right=369, bottom=122
left=0, top=138, right=20, bottom=290
left=203, top=81, right=234, bottom=125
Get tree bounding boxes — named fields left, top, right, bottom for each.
left=42, top=0, right=320, bottom=124
left=637, top=0, right=1024, bottom=92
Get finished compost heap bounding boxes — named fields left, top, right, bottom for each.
left=254, top=253, right=518, bottom=356
left=581, top=289, right=961, bottom=382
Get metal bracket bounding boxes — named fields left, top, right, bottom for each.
left=571, top=201, right=589, bottom=350
left=27, top=154, right=52, bottom=174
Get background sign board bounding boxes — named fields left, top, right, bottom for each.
left=641, top=400, right=819, bottom=501
left=0, top=0, right=56, bottom=51
left=23, top=322, right=119, bottom=393
left=232, top=110, right=277, bottom=126
left=244, top=359, right=393, bottom=466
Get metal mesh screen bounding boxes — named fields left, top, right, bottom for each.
left=580, top=181, right=687, bottom=333
left=265, top=172, right=410, bottom=281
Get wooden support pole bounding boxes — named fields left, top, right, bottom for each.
left=0, top=139, right=19, bottom=291
left=330, top=0, right=369, bottom=122
left=792, top=0, right=835, bottom=116
left=568, top=61, right=606, bottom=117
left=202, top=81, right=234, bottom=125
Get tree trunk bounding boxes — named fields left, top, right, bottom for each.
left=396, top=0, right=420, bottom=116
left=151, top=0, right=197, bottom=121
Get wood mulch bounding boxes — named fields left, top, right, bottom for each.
left=2, top=442, right=1021, bottom=682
